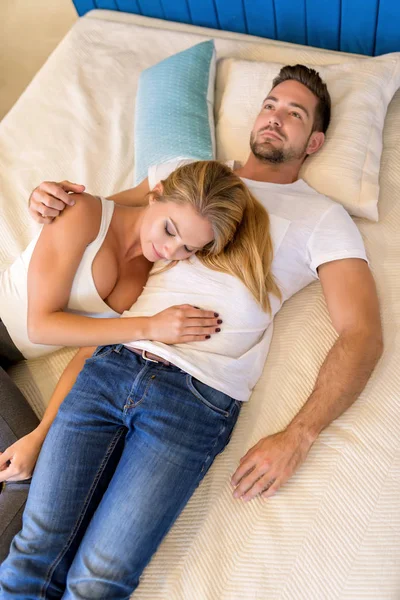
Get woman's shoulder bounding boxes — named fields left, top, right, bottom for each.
left=55, top=193, right=102, bottom=241
left=66, top=192, right=102, bottom=218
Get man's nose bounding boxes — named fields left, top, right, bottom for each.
left=268, top=112, right=282, bottom=127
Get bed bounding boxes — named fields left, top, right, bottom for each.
left=0, top=7, right=399, bottom=599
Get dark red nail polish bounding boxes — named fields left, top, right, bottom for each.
left=217, top=319, right=222, bottom=324
left=214, top=312, right=219, bottom=317
left=216, top=328, right=221, bottom=333
left=206, top=335, right=211, bottom=339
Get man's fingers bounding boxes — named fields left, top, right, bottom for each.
left=40, top=216, right=54, bottom=225
left=232, top=467, right=261, bottom=500
left=35, top=188, right=66, bottom=212
left=231, top=459, right=258, bottom=490
left=59, top=180, right=85, bottom=193
left=29, top=180, right=85, bottom=224
left=241, top=475, right=277, bottom=502
left=39, top=205, right=61, bottom=219
left=39, top=182, right=76, bottom=207
left=261, top=480, right=279, bottom=500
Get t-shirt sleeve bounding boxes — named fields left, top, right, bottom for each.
left=307, top=203, right=369, bottom=279
left=147, top=159, right=196, bottom=190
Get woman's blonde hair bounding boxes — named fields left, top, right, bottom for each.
left=152, top=160, right=281, bottom=314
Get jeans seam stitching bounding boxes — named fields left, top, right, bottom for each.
left=40, top=427, right=125, bottom=597
left=200, top=420, right=227, bottom=474
left=132, top=374, right=155, bottom=409
left=201, top=404, right=240, bottom=475
left=124, top=365, right=152, bottom=411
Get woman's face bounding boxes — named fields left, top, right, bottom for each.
left=140, top=191, right=215, bottom=262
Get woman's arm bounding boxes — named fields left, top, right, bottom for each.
left=0, top=346, right=95, bottom=482
left=27, top=193, right=220, bottom=348
left=27, top=193, right=150, bottom=347
left=35, top=346, right=96, bottom=440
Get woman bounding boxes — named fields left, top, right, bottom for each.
left=0, top=161, right=280, bottom=596
left=0, top=160, right=249, bottom=562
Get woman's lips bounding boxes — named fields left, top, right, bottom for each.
left=152, top=243, right=164, bottom=260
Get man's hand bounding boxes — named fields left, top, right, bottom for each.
left=230, top=427, right=314, bottom=502
left=29, top=180, right=85, bottom=224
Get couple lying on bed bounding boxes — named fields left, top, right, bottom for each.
left=0, top=65, right=382, bottom=597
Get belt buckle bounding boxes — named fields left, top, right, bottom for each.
left=141, top=349, right=159, bottom=364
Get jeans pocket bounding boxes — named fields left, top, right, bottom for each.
left=186, top=375, right=237, bottom=417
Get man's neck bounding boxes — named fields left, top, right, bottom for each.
left=234, top=155, right=302, bottom=184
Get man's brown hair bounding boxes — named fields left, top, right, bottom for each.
left=272, top=64, right=331, bottom=133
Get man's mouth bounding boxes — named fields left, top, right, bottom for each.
left=259, top=129, right=282, bottom=141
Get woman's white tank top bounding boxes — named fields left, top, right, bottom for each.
left=0, top=197, right=120, bottom=359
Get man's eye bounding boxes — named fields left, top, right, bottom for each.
left=165, top=223, right=175, bottom=237
left=264, top=104, right=273, bottom=110
left=291, top=112, right=301, bottom=119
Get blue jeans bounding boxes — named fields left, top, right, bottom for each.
left=0, top=345, right=240, bottom=598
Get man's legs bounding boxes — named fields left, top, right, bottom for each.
left=64, top=349, right=241, bottom=599
left=0, top=319, right=39, bottom=563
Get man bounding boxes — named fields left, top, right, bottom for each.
left=28, top=64, right=383, bottom=503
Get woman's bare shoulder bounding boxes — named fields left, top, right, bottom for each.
left=53, top=192, right=102, bottom=240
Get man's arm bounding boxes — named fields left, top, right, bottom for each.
left=231, top=258, right=383, bottom=502
left=107, top=177, right=149, bottom=206
left=29, top=178, right=150, bottom=224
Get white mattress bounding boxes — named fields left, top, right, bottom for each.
left=0, top=10, right=399, bottom=599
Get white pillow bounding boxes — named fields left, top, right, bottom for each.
left=216, top=54, right=400, bottom=221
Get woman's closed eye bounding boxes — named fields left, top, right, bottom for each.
left=165, top=223, right=194, bottom=254
left=165, top=222, right=175, bottom=238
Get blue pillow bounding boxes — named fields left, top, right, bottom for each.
left=134, top=40, right=216, bottom=185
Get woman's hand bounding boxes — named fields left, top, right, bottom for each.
left=0, top=429, right=45, bottom=483
left=29, top=180, right=85, bottom=224
left=147, top=304, right=222, bottom=344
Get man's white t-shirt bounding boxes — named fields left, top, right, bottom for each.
left=123, top=160, right=368, bottom=402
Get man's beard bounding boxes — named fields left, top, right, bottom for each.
left=250, top=130, right=310, bottom=164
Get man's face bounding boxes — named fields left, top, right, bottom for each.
left=250, top=80, right=321, bottom=164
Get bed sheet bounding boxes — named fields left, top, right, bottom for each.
left=0, top=11, right=399, bottom=599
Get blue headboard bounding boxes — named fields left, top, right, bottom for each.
left=72, top=0, right=400, bottom=57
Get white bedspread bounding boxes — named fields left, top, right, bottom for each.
left=0, top=10, right=399, bottom=599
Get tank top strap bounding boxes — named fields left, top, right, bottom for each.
left=96, top=196, right=115, bottom=245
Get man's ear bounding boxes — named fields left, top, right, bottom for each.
left=306, top=131, right=325, bottom=156
left=149, top=182, right=164, bottom=205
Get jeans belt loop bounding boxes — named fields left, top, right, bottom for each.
left=142, top=349, right=159, bottom=363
